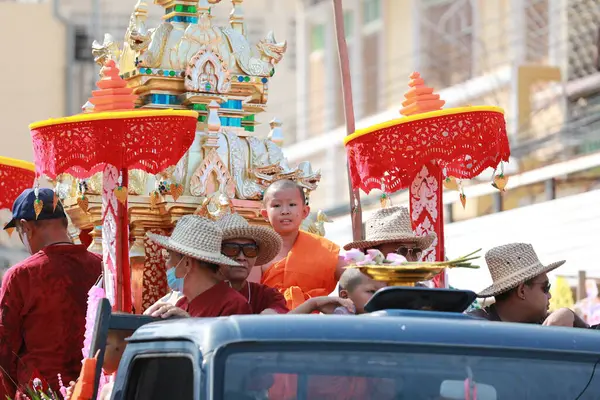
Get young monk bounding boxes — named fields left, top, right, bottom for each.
left=260, top=180, right=345, bottom=310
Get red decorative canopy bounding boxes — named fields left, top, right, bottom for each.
left=30, top=110, right=198, bottom=179
left=0, top=157, right=36, bottom=210
left=344, top=107, right=510, bottom=194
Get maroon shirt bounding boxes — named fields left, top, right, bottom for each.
left=239, top=282, right=288, bottom=314
left=176, top=281, right=252, bottom=317
left=0, top=244, right=102, bottom=398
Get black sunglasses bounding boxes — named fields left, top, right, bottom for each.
left=395, top=246, right=423, bottom=258
left=222, top=243, right=258, bottom=258
left=530, top=280, right=551, bottom=294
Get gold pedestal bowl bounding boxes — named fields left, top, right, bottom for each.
left=348, top=265, right=448, bottom=287
left=346, top=249, right=482, bottom=287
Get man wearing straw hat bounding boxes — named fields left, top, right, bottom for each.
left=342, top=205, right=483, bottom=312
left=343, top=206, right=436, bottom=261
left=468, top=243, right=597, bottom=328
left=216, top=213, right=288, bottom=314
left=144, top=215, right=251, bottom=318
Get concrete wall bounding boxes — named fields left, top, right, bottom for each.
left=0, top=3, right=66, bottom=162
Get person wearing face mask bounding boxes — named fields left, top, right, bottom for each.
left=144, top=215, right=251, bottom=318
left=0, top=188, right=102, bottom=400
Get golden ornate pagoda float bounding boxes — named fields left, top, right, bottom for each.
left=52, top=0, right=322, bottom=312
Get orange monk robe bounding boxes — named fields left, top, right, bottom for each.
left=261, top=231, right=340, bottom=310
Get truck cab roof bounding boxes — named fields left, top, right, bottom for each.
left=129, top=312, right=600, bottom=356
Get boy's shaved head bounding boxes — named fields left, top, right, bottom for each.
left=263, top=179, right=306, bottom=205
left=339, top=268, right=368, bottom=293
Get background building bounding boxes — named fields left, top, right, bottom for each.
left=286, top=0, right=600, bottom=214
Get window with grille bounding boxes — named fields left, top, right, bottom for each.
left=525, top=0, right=549, bottom=64
left=363, top=0, right=382, bottom=25
left=311, top=23, right=325, bottom=52
left=567, top=0, right=600, bottom=80
left=419, top=0, right=475, bottom=89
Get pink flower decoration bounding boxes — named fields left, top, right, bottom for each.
left=386, top=253, right=408, bottom=265
left=343, top=248, right=366, bottom=263
left=365, top=249, right=385, bottom=264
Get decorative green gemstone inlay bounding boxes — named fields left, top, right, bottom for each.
left=192, top=104, right=208, bottom=111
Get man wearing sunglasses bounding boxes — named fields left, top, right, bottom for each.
left=468, top=243, right=596, bottom=328
left=343, top=206, right=435, bottom=261
left=216, top=214, right=289, bottom=314
left=217, top=214, right=354, bottom=315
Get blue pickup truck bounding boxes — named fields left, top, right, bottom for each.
left=93, top=288, right=600, bottom=400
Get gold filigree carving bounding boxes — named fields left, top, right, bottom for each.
left=189, top=148, right=235, bottom=198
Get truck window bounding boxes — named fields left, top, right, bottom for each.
left=125, top=356, right=194, bottom=400
left=219, top=347, right=600, bottom=400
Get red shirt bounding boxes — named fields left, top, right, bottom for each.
left=176, top=281, right=252, bottom=317
left=239, top=282, right=288, bottom=314
left=0, top=244, right=102, bottom=398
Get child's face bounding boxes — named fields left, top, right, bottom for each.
left=103, top=330, right=132, bottom=375
left=261, top=187, right=310, bottom=235
left=342, top=278, right=387, bottom=314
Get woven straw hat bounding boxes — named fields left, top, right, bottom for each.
left=147, top=215, right=240, bottom=267
left=478, top=243, right=565, bottom=298
left=215, top=213, right=282, bottom=266
left=343, top=206, right=436, bottom=251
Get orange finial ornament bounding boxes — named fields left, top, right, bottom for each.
left=88, top=59, right=137, bottom=112
left=400, top=72, right=445, bottom=117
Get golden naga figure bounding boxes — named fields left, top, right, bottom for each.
left=301, top=210, right=334, bottom=237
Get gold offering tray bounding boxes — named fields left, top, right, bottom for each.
left=346, top=249, right=481, bottom=287
left=348, top=264, right=446, bottom=287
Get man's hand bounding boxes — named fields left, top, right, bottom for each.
left=143, top=302, right=190, bottom=319
left=313, top=297, right=356, bottom=314
left=543, top=308, right=576, bottom=327
left=290, top=296, right=356, bottom=314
